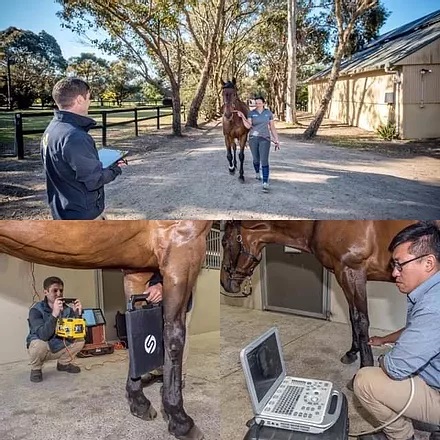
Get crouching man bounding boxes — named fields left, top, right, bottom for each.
left=26, top=276, right=85, bottom=383
left=354, top=222, right=440, bottom=440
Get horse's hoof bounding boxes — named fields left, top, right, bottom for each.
left=340, top=352, right=358, bottom=364
left=130, top=403, right=157, bottom=421
left=346, top=375, right=355, bottom=391
left=239, top=176, right=245, bottom=183
left=176, top=424, right=204, bottom=440
left=228, top=167, right=235, bottom=174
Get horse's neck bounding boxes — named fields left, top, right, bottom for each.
left=235, top=99, right=249, bottom=114
left=243, top=221, right=315, bottom=254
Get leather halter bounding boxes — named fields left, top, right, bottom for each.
left=221, top=222, right=261, bottom=298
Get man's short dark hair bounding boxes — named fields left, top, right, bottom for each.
left=52, top=77, right=90, bottom=109
left=254, top=96, right=266, bottom=103
left=388, top=221, right=440, bottom=260
left=43, top=276, right=64, bottom=290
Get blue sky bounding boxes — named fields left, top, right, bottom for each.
left=0, top=0, right=439, bottom=60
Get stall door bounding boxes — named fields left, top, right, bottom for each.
left=262, top=244, right=329, bottom=319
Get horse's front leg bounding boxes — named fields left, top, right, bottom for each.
left=340, top=305, right=360, bottom=365
left=238, top=138, right=246, bottom=182
left=123, top=271, right=157, bottom=420
left=225, top=139, right=235, bottom=174
left=161, top=268, right=204, bottom=439
left=337, top=267, right=373, bottom=390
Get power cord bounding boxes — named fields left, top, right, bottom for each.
left=348, top=375, right=415, bottom=437
left=83, top=351, right=128, bottom=371
left=29, top=262, right=41, bottom=307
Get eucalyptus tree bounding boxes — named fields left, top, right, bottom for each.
left=57, top=0, right=189, bottom=135
left=67, top=53, right=109, bottom=105
left=303, top=0, right=389, bottom=138
left=248, top=0, right=330, bottom=120
left=0, top=27, right=66, bottom=108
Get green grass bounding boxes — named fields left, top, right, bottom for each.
left=0, top=107, right=174, bottom=150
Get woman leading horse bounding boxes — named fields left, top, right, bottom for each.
left=235, top=96, right=280, bottom=192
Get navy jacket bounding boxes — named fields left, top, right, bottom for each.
left=41, top=110, right=121, bottom=219
left=26, top=299, right=79, bottom=353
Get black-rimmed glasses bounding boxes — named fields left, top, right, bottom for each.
left=390, top=254, right=430, bottom=272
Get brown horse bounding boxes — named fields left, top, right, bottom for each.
left=0, top=220, right=213, bottom=440
left=220, top=220, right=425, bottom=380
left=221, top=79, right=250, bottom=182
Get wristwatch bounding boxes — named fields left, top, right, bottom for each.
left=377, top=354, right=385, bottom=366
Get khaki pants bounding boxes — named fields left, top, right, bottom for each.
left=28, top=339, right=85, bottom=370
left=354, top=366, right=440, bottom=440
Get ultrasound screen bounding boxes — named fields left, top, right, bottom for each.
left=247, top=333, right=283, bottom=403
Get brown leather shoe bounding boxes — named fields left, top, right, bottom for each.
left=57, top=363, right=81, bottom=373
left=30, top=369, right=42, bottom=383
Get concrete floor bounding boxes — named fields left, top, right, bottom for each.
left=0, top=331, right=219, bottom=440
left=220, top=304, right=430, bottom=440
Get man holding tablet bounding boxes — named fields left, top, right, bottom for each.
left=41, top=77, right=123, bottom=220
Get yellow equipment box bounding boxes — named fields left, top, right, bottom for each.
left=56, top=318, right=86, bottom=339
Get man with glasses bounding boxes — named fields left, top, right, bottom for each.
left=354, top=221, right=440, bottom=440
left=41, top=77, right=122, bottom=219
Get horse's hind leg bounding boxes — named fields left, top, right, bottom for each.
left=126, top=374, right=157, bottom=420
left=123, top=271, right=157, bottom=420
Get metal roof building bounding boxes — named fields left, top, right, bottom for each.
left=307, top=10, right=440, bottom=139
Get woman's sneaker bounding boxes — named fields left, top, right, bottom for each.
left=255, top=173, right=261, bottom=180
left=262, top=182, right=269, bottom=192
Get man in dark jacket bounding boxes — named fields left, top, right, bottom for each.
left=41, top=77, right=122, bottom=219
left=27, top=276, right=85, bottom=383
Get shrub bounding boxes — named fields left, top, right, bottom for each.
left=376, top=122, right=397, bottom=141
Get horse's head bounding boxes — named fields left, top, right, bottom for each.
left=222, top=79, right=238, bottom=119
left=220, top=221, right=262, bottom=293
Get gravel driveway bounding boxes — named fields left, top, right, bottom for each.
left=1, top=121, right=439, bottom=219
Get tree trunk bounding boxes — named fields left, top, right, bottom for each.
left=303, top=0, right=377, bottom=138
left=186, top=0, right=226, bottom=128
left=285, top=0, right=297, bottom=124
left=303, top=45, right=345, bottom=139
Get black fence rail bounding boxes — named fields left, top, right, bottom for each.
left=10, top=105, right=184, bottom=159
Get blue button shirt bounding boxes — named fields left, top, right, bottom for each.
left=384, top=271, right=440, bottom=389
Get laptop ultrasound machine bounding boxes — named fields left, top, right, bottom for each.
left=240, top=327, right=343, bottom=434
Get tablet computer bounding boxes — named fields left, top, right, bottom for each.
left=98, top=148, right=129, bottom=169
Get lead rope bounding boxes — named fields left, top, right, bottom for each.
left=220, top=276, right=253, bottom=299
